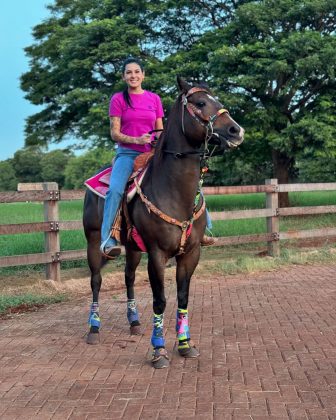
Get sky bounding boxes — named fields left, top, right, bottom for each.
left=0, top=1, right=51, bottom=160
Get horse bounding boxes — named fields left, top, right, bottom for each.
left=83, top=77, right=244, bottom=368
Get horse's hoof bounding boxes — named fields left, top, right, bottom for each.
left=130, top=325, right=142, bottom=335
left=178, top=342, right=200, bottom=358
left=151, top=348, right=169, bottom=369
left=86, top=332, right=100, bottom=345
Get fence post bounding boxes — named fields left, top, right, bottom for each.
left=43, top=182, right=61, bottom=281
left=265, top=178, right=280, bottom=257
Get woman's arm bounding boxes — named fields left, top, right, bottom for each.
left=110, top=117, right=151, bottom=145
left=155, top=118, right=163, bottom=131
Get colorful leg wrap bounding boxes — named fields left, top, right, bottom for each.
left=176, top=308, right=190, bottom=350
left=151, top=313, right=165, bottom=349
left=127, top=299, right=139, bottom=324
left=88, top=302, right=100, bottom=328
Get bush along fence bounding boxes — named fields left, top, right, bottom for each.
left=1, top=180, right=336, bottom=281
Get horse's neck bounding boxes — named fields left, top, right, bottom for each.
left=150, top=126, right=201, bottom=208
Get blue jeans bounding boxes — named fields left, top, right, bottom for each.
left=206, top=208, right=212, bottom=230
left=101, top=147, right=141, bottom=249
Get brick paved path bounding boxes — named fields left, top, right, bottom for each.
left=1, top=263, right=336, bottom=419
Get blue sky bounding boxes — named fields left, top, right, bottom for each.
left=0, top=1, right=50, bottom=160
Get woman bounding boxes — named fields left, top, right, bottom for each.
left=101, top=58, right=215, bottom=258
left=100, top=57, right=164, bottom=258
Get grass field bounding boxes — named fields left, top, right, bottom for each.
left=1, top=190, right=336, bottom=314
left=1, top=191, right=336, bottom=268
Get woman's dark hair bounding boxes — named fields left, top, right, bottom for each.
left=121, top=57, right=145, bottom=108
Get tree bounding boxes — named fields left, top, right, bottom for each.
left=207, top=0, right=336, bottom=204
left=20, top=0, right=248, bottom=149
left=0, top=160, right=18, bottom=191
left=21, top=0, right=149, bottom=148
left=12, top=147, right=43, bottom=183
left=21, top=0, right=336, bottom=198
left=64, top=147, right=114, bottom=189
left=40, top=149, right=73, bottom=187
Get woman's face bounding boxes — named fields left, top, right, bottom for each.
left=122, top=63, right=145, bottom=90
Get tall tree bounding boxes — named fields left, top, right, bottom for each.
left=21, top=0, right=336, bottom=196
left=207, top=0, right=336, bottom=204
left=20, top=0, right=248, bottom=148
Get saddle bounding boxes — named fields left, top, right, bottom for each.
left=84, top=151, right=154, bottom=252
left=84, top=150, right=154, bottom=200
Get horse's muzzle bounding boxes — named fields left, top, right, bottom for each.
left=211, top=128, right=244, bottom=150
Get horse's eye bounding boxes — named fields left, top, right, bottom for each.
left=196, top=102, right=206, bottom=108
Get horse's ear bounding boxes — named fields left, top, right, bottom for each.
left=177, top=76, right=192, bottom=93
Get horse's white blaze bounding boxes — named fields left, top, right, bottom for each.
left=206, top=94, right=219, bottom=104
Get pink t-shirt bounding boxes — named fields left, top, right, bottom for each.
left=109, top=90, right=164, bottom=153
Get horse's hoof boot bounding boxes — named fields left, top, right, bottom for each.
left=151, top=348, right=169, bottom=369
left=86, top=332, right=100, bottom=345
left=178, top=343, right=200, bottom=358
left=130, top=325, right=142, bottom=335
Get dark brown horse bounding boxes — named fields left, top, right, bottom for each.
left=83, top=77, right=244, bottom=368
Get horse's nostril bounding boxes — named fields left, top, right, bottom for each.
left=229, top=125, right=239, bottom=135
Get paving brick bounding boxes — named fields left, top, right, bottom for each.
left=0, top=264, right=336, bottom=419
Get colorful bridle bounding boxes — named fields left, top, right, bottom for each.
left=181, top=87, right=229, bottom=145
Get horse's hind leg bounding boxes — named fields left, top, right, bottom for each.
left=125, top=248, right=142, bottom=335
left=175, top=247, right=201, bottom=358
left=86, top=230, right=104, bottom=345
left=147, top=251, right=169, bottom=369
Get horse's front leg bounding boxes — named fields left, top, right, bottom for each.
left=175, top=246, right=201, bottom=358
left=86, top=231, right=104, bottom=345
left=148, top=250, right=170, bottom=369
left=125, top=247, right=142, bottom=335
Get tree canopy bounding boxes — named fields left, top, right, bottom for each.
left=20, top=0, right=336, bottom=195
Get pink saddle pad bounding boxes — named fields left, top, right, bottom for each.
left=84, top=165, right=149, bottom=252
left=84, top=167, right=111, bottom=198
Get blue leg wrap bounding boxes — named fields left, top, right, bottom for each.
left=127, top=299, right=139, bottom=324
left=151, top=313, right=165, bottom=348
left=88, top=302, right=101, bottom=328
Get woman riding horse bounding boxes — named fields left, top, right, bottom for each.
left=83, top=76, right=244, bottom=368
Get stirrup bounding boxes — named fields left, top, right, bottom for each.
left=101, top=244, right=121, bottom=259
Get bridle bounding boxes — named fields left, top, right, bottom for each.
left=182, top=87, right=229, bottom=147
left=164, top=87, right=229, bottom=161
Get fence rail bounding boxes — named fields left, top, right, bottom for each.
left=1, top=179, right=336, bottom=281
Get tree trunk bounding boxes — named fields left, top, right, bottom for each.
left=272, top=149, right=293, bottom=208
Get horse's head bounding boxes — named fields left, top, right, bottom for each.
left=177, top=77, right=244, bottom=150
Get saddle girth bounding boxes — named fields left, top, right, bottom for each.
left=134, top=178, right=206, bottom=254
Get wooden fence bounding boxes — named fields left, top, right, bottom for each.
left=1, top=179, right=336, bottom=281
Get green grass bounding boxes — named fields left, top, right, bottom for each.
left=207, top=190, right=336, bottom=236
left=1, top=191, right=336, bottom=274
left=0, top=293, right=67, bottom=315
left=200, top=245, right=336, bottom=276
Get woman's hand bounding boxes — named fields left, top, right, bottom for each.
left=136, top=134, right=152, bottom=145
